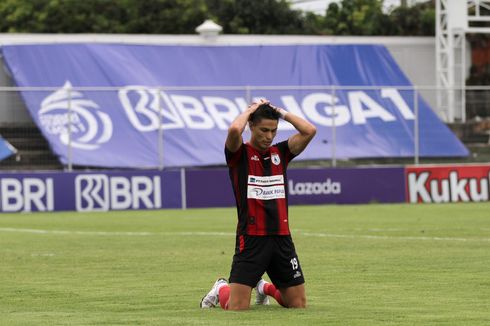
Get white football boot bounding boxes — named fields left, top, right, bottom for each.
left=255, top=279, right=270, bottom=305
left=200, top=278, right=228, bottom=308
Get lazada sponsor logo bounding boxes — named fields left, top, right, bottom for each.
left=407, top=167, right=490, bottom=203
left=288, top=178, right=341, bottom=195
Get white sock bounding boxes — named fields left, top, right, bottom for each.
left=216, top=282, right=228, bottom=293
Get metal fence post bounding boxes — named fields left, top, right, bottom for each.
left=67, top=88, right=73, bottom=171
left=245, top=85, right=251, bottom=104
left=331, top=86, right=337, bottom=167
left=157, top=87, right=164, bottom=170
left=180, top=167, right=187, bottom=210
left=413, top=87, right=419, bottom=165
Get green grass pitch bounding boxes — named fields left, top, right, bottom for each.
left=1, top=203, right=489, bottom=325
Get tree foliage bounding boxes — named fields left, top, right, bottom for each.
left=0, top=0, right=435, bottom=36
left=205, top=0, right=308, bottom=34
left=318, top=0, right=434, bottom=36
left=388, top=1, right=435, bottom=36
left=327, top=0, right=394, bottom=35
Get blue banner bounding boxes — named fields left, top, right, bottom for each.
left=185, top=167, right=405, bottom=208
left=0, top=167, right=404, bottom=212
left=0, top=169, right=181, bottom=212
left=1, top=44, right=468, bottom=168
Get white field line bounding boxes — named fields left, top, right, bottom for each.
left=300, top=232, right=490, bottom=242
left=0, top=227, right=155, bottom=236
left=0, top=227, right=489, bottom=243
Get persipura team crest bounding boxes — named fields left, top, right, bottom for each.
left=271, top=153, right=281, bottom=165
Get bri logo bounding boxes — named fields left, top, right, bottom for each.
left=0, top=177, right=54, bottom=212
left=75, top=174, right=162, bottom=212
left=39, top=81, right=113, bottom=150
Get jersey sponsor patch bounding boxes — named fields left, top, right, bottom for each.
left=247, top=185, right=286, bottom=200
left=248, top=175, right=284, bottom=186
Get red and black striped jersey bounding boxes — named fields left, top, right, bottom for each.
left=225, top=140, right=297, bottom=236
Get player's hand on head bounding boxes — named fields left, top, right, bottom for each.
left=247, top=98, right=269, bottom=112
left=270, top=103, right=288, bottom=119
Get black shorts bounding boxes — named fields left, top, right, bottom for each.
left=229, top=235, right=305, bottom=289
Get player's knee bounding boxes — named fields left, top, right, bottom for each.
left=227, top=298, right=250, bottom=311
left=227, top=302, right=250, bottom=311
left=287, top=295, right=306, bottom=308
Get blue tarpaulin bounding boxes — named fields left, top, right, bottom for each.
left=1, top=43, right=468, bottom=168
left=0, top=136, right=16, bottom=161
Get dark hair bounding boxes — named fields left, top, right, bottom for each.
left=249, top=103, right=280, bottom=124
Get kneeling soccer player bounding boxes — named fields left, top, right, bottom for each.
left=200, top=99, right=316, bottom=310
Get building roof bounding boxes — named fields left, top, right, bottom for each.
left=0, top=33, right=434, bottom=47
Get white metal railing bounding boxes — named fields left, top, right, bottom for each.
left=0, top=85, right=489, bottom=171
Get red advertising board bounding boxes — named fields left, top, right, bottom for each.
left=405, top=164, right=490, bottom=203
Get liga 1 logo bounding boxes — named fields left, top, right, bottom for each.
left=38, top=81, right=113, bottom=150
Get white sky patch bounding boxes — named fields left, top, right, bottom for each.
left=291, top=0, right=419, bottom=15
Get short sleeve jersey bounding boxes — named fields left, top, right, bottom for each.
left=225, top=140, right=297, bottom=236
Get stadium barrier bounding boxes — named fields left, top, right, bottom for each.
left=3, top=85, right=488, bottom=171
left=406, top=163, right=490, bottom=203
left=0, top=163, right=489, bottom=213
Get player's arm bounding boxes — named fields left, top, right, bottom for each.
left=225, top=99, right=268, bottom=152
left=273, top=106, right=316, bottom=155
